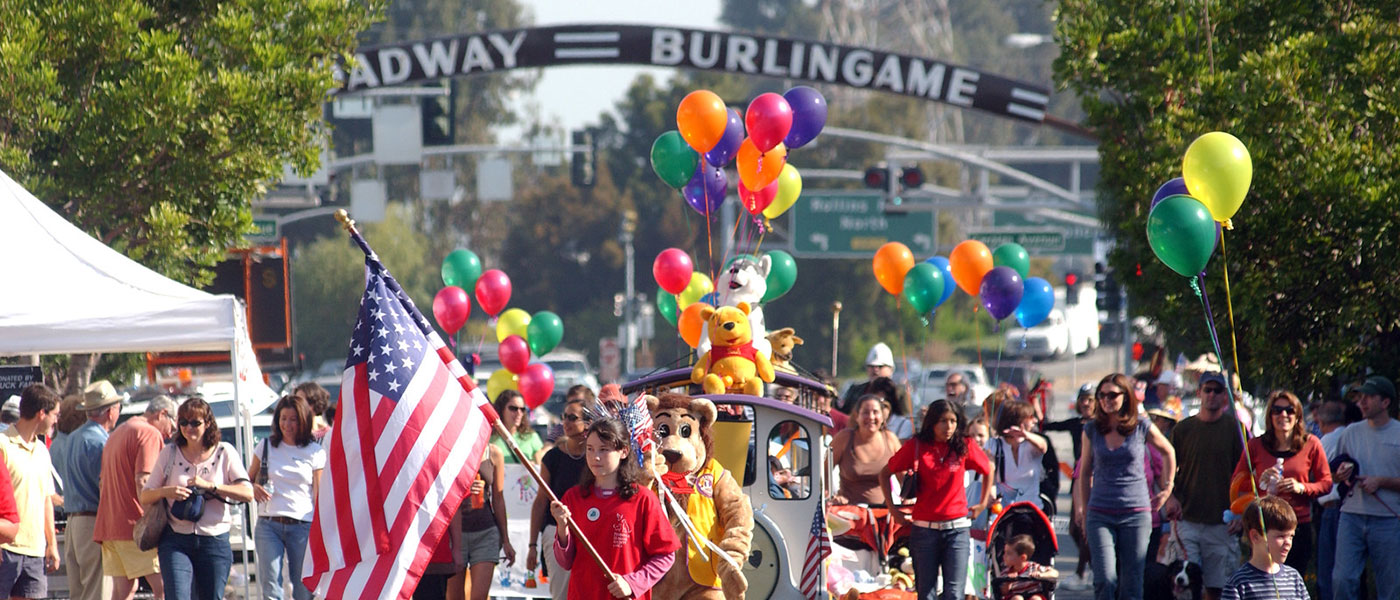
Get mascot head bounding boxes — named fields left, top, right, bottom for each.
left=701, top=302, right=754, bottom=348
left=717, top=255, right=771, bottom=306
left=646, top=393, right=716, bottom=475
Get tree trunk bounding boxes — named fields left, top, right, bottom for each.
left=64, top=353, right=101, bottom=395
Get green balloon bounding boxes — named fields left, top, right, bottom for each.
left=656, top=291, right=678, bottom=326
left=1147, top=194, right=1218, bottom=277
left=902, top=263, right=945, bottom=314
left=441, top=249, right=482, bottom=289
left=526, top=311, right=564, bottom=356
left=650, top=131, right=699, bottom=190
left=761, top=250, right=797, bottom=303
left=992, top=243, right=1030, bottom=280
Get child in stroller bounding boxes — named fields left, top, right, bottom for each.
left=988, top=502, right=1059, bottom=600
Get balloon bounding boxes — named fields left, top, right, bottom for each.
left=1147, top=194, right=1219, bottom=277
left=901, top=263, right=945, bottom=314
left=1182, top=131, right=1252, bottom=223
left=699, top=292, right=720, bottom=306
left=979, top=266, right=1024, bottom=321
left=431, top=286, right=471, bottom=335
left=518, top=363, right=555, bottom=410
left=783, top=86, right=827, bottom=149
left=474, top=269, right=511, bottom=317
left=949, top=241, right=994, bottom=296
left=676, top=90, right=729, bottom=153
left=745, top=92, right=793, bottom=153
left=872, top=242, right=916, bottom=296
left=498, top=335, right=530, bottom=374
left=440, top=249, right=482, bottom=290
left=704, top=109, right=744, bottom=167
left=1150, top=177, right=1189, bottom=210
left=653, top=248, right=694, bottom=295
left=763, top=163, right=802, bottom=219
left=486, top=369, right=518, bottom=402
left=762, top=250, right=797, bottom=303
left=925, top=256, right=955, bottom=308
left=682, top=160, right=727, bottom=214
left=1015, top=277, right=1055, bottom=328
left=739, top=179, right=777, bottom=216
left=656, top=291, right=679, bottom=326
left=526, top=311, right=564, bottom=356
left=495, top=308, right=531, bottom=343
left=736, top=138, right=787, bottom=191
left=677, top=303, right=706, bottom=348
left=650, top=131, right=699, bottom=189
left=676, top=272, right=714, bottom=309
left=992, top=243, right=1030, bottom=280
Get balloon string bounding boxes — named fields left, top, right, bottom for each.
left=974, top=304, right=984, bottom=369
left=1220, top=229, right=1244, bottom=393
left=754, top=221, right=767, bottom=256
left=1192, top=276, right=1257, bottom=498
left=704, top=189, right=716, bottom=289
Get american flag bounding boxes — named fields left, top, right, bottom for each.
left=800, top=502, right=831, bottom=599
left=302, top=236, right=495, bottom=600
left=620, top=394, right=655, bottom=457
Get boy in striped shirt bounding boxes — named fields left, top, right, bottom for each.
left=1221, top=496, right=1307, bottom=600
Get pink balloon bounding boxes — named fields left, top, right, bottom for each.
left=739, top=179, right=779, bottom=216
left=653, top=248, right=694, bottom=295
left=518, top=363, right=555, bottom=410
left=498, top=335, right=530, bottom=374
left=745, top=93, right=794, bottom=153
left=474, top=269, right=511, bottom=317
left=431, top=286, right=471, bottom=335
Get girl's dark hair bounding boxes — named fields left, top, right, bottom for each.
left=176, top=396, right=221, bottom=449
left=269, top=395, right=315, bottom=448
left=916, top=400, right=968, bottom=462
left=866, top=376, right=908, bottom=415
left=1094, top=373, right=1140, bottom=436
left=493, top=389, right=529, bottom=434
left=577, top=418, right=640, bottom=500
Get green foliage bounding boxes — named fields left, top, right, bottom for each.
left=1055, top=1, right=1400, bottom=395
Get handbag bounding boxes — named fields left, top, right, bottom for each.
left=133, top=444, right=176, bottom=551
left=899, top=441, right=921, bottom=502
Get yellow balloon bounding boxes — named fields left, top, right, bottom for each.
left=676, top=272, right=714, bottom=309
left=763, top=164, right=802, bottom=219
left=496, top=308, right=531, bottom=342
left=1182, top=131, right=1252, bottom=224
left=486, top=369, right=518, bottom=402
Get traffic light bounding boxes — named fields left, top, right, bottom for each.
left=1095, top=262, right=1121, bottom=312
left=571, top=129, right=596, bottom=187
left=1064, top=272, right=1080, bottom=305
left=863, top=166, right=890, bottom=190
left=420, top=80, right=455, bottom=146
left=899, top=166, right=924, bottom=189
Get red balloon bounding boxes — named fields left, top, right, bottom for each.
left=745, top=93, right=794, bottom=153
left=474, top=269, right=511, bottom=317
left=431, top=286, right=471, bottom=335
left=739, top=179, right=778, bottom=216
left=518, top=363, right=555, bottom=410
left=652, top=248, right=694, bottom=295
left=498, top=335, right=530, bottom=374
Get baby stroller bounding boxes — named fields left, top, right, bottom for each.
left=987, top=501, right=1058, bottom=600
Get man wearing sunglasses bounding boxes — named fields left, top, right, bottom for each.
left=1162, top=371, right=1244, bottom=600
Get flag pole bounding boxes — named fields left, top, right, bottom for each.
left=333, top=209, right=616, bottom=580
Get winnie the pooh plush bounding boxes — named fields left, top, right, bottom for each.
left=647, top=393, right=753, bottom=600
left=766, top=327, right=803, bottom=375
left=692, top=302, right=775, bottom=395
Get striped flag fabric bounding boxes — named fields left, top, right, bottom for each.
left=623, top=393, right=655, bottom=454
left=799, top=502, right=831, bottom=599
left=302, top=237, right=495, bottom=600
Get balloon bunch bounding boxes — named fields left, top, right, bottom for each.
left=1146, top=132, right=1252, bottom=281
left=652, top=247, right=797, bottom=348
left=873, top=240, right=1054, bottom=329
left=652, top=87, right=827, bottom=221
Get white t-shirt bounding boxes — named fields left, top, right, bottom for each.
left=254, top=438, right=326, bottom=521
left=144, top=442, right=249, bottom=536
left=987, top=437, right=1045, bottom=506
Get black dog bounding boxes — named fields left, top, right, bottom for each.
left=1144, top=559, right=1203, bottom=600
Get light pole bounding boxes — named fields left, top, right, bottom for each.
left=621, top=210, right=637, bottom=374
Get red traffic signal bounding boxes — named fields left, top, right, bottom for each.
left=899, top=166, right=924, bottom=189
left=1064, top=273, right=1078, bottom=287
left=863, top=167, right=889, bottom=189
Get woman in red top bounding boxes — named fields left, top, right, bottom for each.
left=550, top=418, right=680, bottom=600
left=880, top=399, right=994, bottom=600
left=1230, top=390, right=1331, bottom=575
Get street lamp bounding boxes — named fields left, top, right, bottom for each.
left=620, top=210, right=638, bottom=374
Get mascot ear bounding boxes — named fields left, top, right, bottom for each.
left=736, top=302, right=751, bottom=316
left=792, top=335, right=804, bottom=346
left=700, top=305, right=717, bottom=322
left=771, top=327, right=794, bottom=340
left=757, top=254, right=773, bottom=278
left=690, top=397, right=718, bottom=428
left=644, top=394, right=660, bottom=412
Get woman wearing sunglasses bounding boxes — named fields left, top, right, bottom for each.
left=1229, top=390, right=1331, bottom=575
left=1073, top=374, right=1176, bottom=600
left=490, top=390, right=545, bottom=464
left=526, top=390, right=591, bottom=599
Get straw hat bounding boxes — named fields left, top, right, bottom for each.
left=77, top=380, right=124, bottom=412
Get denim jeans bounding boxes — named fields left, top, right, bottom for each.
left=256, top=519, right=313, bottom=600
left=1317, top=504, right=1341, bottom=600
left=1332, top=512, right=1400, bottom=600
left=158, top=529, right=233, bottom=600
left=1085, top=509, right=1150, bottom=600
left=909, top=525, right=970, bottom=600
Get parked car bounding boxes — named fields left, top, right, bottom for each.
left=914, top=363, right=995, bottom=419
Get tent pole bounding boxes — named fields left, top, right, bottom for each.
left=230, top=300, right=254, bottom=600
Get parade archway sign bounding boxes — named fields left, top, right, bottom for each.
left=341, top=24, right=1051, bottom=125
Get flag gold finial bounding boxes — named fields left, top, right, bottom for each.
left=334, top=209, right=357, bottom=233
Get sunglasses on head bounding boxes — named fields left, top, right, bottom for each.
left=1270, top=404, right=1297, bottom=415
left=562, top=413, right=590, bottom=422
left=1096, top=391, right=1124, bottom=401
left=178, top=419, right=203, bottom=428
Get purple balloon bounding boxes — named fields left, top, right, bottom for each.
left=979, top=266, right=1024, bottom=321
left=682, top=161, right=726, bottom=215
left=704, top=109, right=744, bottom=167
left=782, top=86, right=827, bottom=149
left=1150, top=177, right=1189, bottom=210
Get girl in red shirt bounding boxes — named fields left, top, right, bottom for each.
left=551, top=418, right=680, bottom=600
left=880, top=399, right=994, bottom=600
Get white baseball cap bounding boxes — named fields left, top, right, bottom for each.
left=865, top=343, right=894, bottom=368
left=1154, top=370, right=1182, bottom=388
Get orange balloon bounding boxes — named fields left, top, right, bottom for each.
left=678, top=303, right=707, bottom=348
left=1230, top=494, right=1254, bottom=515
left=949, top=240, right=994, bottom=295
left=676, top=90, right=729, bottom=153
left=736, top=139, right=787, bottom=191
left=872, top=242, right=916, bottom=295
left=1229, top=471, right=1252, bottom=500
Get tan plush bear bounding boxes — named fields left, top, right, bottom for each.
left=691, top=302, right=775, bottom=395
left=647, top=393, right=753, bottom=600
left=766, top=327, right=803, bottom=375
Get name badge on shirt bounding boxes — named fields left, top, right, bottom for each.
left=587, top=507, right=601, bottom=522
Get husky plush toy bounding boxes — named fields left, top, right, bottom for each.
left=699, top=255, right=772, bottom=357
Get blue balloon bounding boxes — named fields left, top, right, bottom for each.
left=1015, top=277, right=1055, bottom=328
left=699, top=292, right=720, bottom=306
left=1150, top=177, right=1189, bottom=210
left=782, top=86, right=827, bottom=149
left=704, top=109, right=744, bottom=167
left=924, top=256, right=955, bottom=308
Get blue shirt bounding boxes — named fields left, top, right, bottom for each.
left=1085, top=418, right=1151, bottom=512
left=60, top=420, right=108, bottom=513
left=1220, top=562, right=1307, bottom=600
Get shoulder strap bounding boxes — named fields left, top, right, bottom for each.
left=258, top=439, right=269, bottom=485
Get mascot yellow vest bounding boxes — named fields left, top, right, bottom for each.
left=684, top=458, right=728, bottom=588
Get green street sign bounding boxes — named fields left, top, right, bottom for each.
left=989, top=211, right=1097, bottom=255
left=790, top=192, right=935, bottom=258
left=968, top=228, right=1067, bottom=253
left=249, top=218, right=278, bottom=242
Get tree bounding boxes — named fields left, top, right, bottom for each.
left=1055, top=1, right=1400, bottom=395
